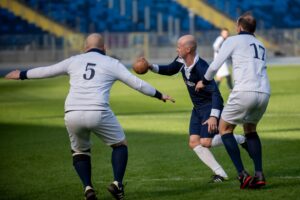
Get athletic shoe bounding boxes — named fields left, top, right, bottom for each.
left=107, top=181, right=124, bottom=200
left=209, top=174, right=227, bottom=183
left=238, top=170, right=252, bottom=189
left=249, top=174, right=266, bottom=189
left=84, top=186, right=97, bottom=200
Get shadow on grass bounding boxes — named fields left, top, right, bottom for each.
left=0, top=122, right=299, bottom=200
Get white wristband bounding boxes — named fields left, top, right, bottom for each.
left=210, top=109, right=221, bottom=118
left=151, top=64, right=159, bottom=73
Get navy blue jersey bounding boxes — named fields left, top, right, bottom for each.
left=157, top=57, right=223, bottom=112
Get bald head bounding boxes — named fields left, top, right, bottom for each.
left=176, top=35, right=197, bottom=60
left=84, top=33, right=105, bottom=52
left=178, top=35, right=197, bottom=53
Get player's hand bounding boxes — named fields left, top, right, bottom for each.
left=202, top=116, right=218, bottom=133
left=136, top=57, right=151, bottom=68
left=5, top=70, right=21, bottom=80
left=195, top=81, right=205, bottom=92
left=136, top=57, right=156, bottom=71
left=161, top=94, right=175, bottom=103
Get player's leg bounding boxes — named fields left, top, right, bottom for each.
left=92, top=110, right=127, bottom=199
left=219, top=119, right=251, bottom=188
left=65, top=111, right=96, bottom=200
left=243, top=92, right=270, bottom=188
left=211, top=133, right=246, bottom=147
left=220, top=91, right=256, bottom=188
left=111, top=140, right=128, bottom=186
left=200, top=137, right=229, bottom=181
left=225, top=75, right=233, bottom=90
left=107, top=140, right=128, bottom=200
left=190, top=135, right=228, bottom=181
left=243, top=123, right=266, bottom=188
left=189, top=109, right=228, bottom=181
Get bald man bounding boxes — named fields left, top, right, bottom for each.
left=136, top=35, right=248, bottom=183
left=5, top=33, right=174, bottom=200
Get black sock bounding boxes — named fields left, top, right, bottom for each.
left=112, top=145, right=128, bottom=184
left=245, top=132, right=263, bottom=173
left=226, top=75, right=233, bottom=90
left=221, top=133, right=244, bottom=173
left=73, top=154, right=92, bottom=188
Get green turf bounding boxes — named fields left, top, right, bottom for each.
left=0, top=66, right=299, bottom=200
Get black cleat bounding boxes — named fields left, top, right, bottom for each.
left=238, top=170, right=252, bottom=189
left=209, top=175, right=227, bottom=183
left=249, top=174, right=266, bottom=189
left=84, top=186, right=97, bottom=200
left=107, top=181, right=125, bottom=200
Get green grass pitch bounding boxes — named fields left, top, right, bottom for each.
left=0, top=66, right=299, bottom=200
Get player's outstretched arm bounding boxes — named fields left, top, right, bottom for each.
left=5, top=70, right=21, bottom=80
left=134, top=57, right=183, bottom=76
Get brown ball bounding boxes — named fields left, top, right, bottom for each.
left=132, top=58, right=149, bottom=74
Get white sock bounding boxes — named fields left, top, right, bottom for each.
left=233, top=134, right=245, bottom=144
left=211, top=134, right=246, bottom=147
left=211, top=134, right=223, bottom=147
left=193, top=145, right=228, bottom=178
left=85, top=185, right=93, bottom=192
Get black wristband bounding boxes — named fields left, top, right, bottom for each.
left=154, top=90, right=162, bottom=100
left=19, top=70, right=28, bottom=80
left=202, top=76, right=211, bottom=85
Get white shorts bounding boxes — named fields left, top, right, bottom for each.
left=64, top=110, right=125, bottom=153
left=216, top=61, right=230, bottom=77
left=221, top=91, right=270, bottom=125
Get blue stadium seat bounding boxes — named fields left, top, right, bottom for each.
left=1, top=0, right=299, bottom=50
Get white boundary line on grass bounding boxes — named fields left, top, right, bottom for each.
left=118, top=113, right=300, bottom=119
left=95, top=176, right=300, bottom=183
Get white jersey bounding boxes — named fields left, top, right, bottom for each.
left=205, top=33, right=270, bottom=94
left=213, top=35, right=225, bottom=56
left=213, top=36, right=230, bottom=77
left=26, top=49, right=157, bottom=111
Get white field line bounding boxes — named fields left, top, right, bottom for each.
left=94, top=176, right=300, bottom=183
left=117, top=113, right=300, bottom=119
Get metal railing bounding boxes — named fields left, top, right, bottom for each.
left=0, top=29, right=299, bottom=65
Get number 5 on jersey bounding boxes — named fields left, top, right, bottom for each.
left=83, top=63, right=96, bottom=80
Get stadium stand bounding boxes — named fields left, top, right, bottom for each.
left=19, top=0, right=214, bottom=33
left=0, top=0, right=299, bottom=61
left=204, top=0, right=300, bottom=29
left=11, top=0, right=300, bottom=34
left=0, top=7, right=48, bottom=50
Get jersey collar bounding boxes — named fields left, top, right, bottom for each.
left=239, top=31, right=255, bottom=36
left=182, top=54, right=200, bottom=79
left=86, top=48, right=106, bottom=55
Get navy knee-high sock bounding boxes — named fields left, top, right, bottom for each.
left=245, top=132, right=262, bottom=173
left=112, top=145, right=128, bottom=184
left=221, top=133, right=245, bottom=173
left=73, top=154, right=92, bottom=188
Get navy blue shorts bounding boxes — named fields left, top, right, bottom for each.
left=189, top=108, right=217, bottom=138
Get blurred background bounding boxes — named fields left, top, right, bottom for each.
left=0, top=0, right=300, bottom=72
